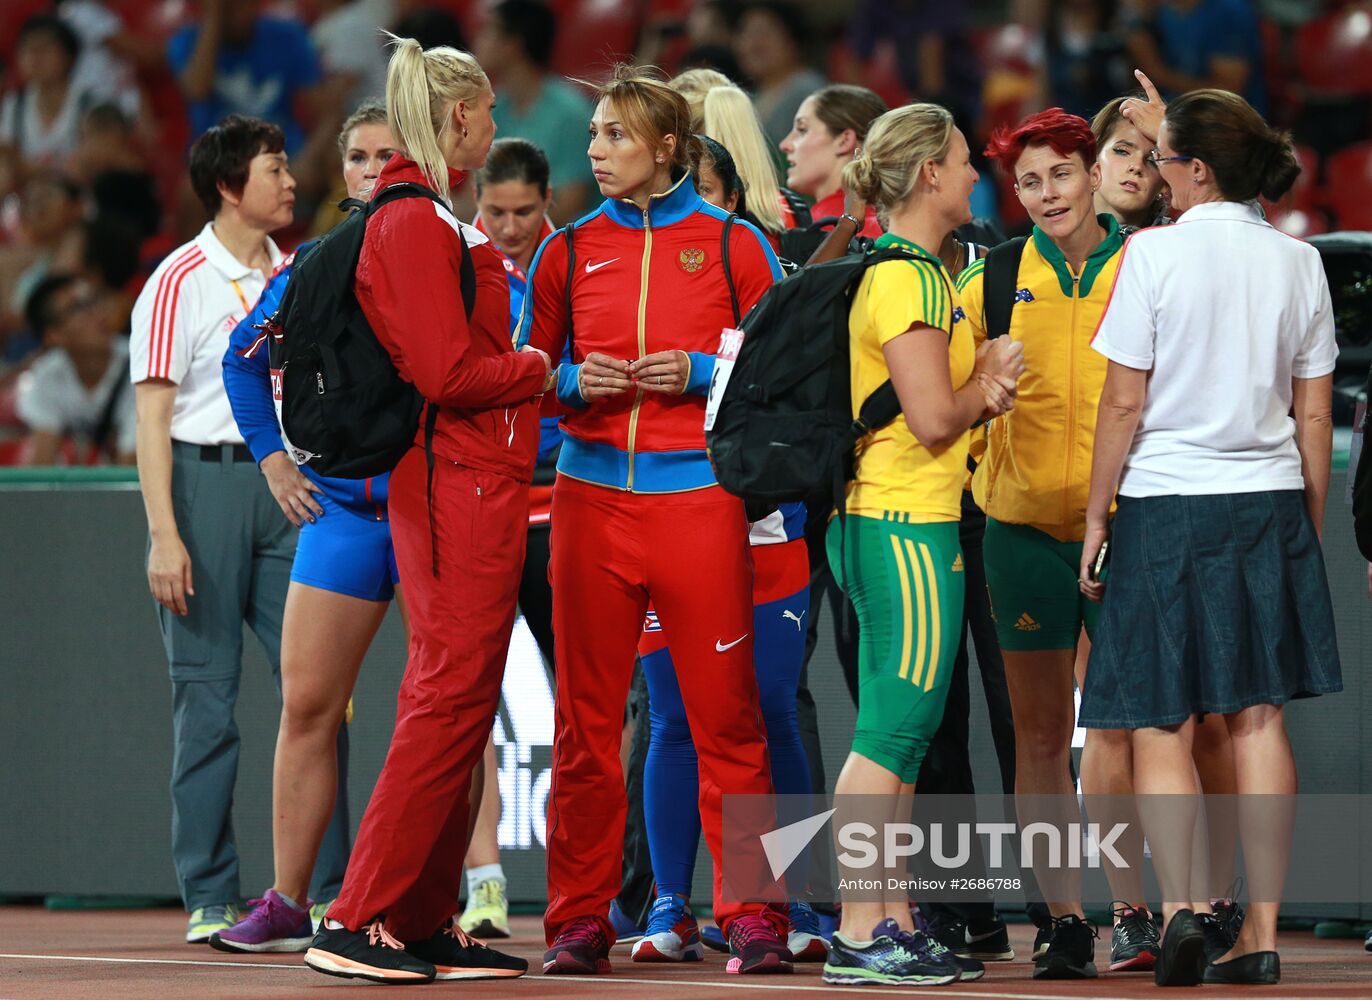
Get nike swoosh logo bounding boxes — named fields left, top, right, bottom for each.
left=584, top=258, right=619, bottom=273
left=715, top=634, right=749, bottom=652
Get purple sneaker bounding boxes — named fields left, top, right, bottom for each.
left=210, top=890, right=314, bottom=953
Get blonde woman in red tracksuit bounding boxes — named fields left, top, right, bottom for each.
left=303, top=37, right=556, bottom=986
left=519, top=67, right=791, bottom=978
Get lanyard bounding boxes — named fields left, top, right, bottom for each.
left=229, top=279, right=250, bottom=315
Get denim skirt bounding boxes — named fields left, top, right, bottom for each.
left=1079, top=490, right=1342, bottom=729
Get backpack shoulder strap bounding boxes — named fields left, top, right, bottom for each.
left=364, top=182, right=475, bottom=321
left=983, top=235, right=1028, bottom=340
left=854, top=247, right=947, bottom=433
left=721, top=213, right=739, bottom=325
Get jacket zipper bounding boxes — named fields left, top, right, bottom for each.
left=1063, top=269, right=1080, bottom=528
left=625, top=205, right=652, bottom=491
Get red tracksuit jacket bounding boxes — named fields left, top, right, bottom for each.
left=358, top=156, right=546, bottom=480
left=516, top=173, right=784, bottom=492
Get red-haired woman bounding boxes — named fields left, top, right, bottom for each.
left=955, top=107, right=1127, bottom=981
left=519, top=67, right=792, bottom=978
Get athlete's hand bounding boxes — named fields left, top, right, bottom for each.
left=976, top=372, right=1017, bottom=417
left=148, top=533, right=194, bottom=616
left=579, top=352, right=633, bottom=400
left=1121, top=69, right=1166, bottom=145
left=261, top=450, right=325, bottom=527
left=1079, top=517, right=1109, bottom=603
left=974, top=336, right=1025, bottom=383
left=630, top=350, right=689, bottom=395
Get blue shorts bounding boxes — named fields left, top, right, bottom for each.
left=290, top=492, right=398, bottom=602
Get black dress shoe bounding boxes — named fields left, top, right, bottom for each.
left=1154, top=909, right=1205, bottom=987
left=1203, top=950, right=1280, bottom=985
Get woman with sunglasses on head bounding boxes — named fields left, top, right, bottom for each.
left=521, top=66, right=793, bottom=979
left=1080, top=74, right=1341, bottom=988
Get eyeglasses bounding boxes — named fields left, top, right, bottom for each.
left=1147, top=149, right=1193, bottom=166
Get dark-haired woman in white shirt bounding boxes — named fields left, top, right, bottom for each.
left=1080, top=76, right=1341, bottom=989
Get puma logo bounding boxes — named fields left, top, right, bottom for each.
left=782, top=609, right=806, bottom=631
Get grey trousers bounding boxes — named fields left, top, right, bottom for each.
left=159, top=442, right=351, bottom=910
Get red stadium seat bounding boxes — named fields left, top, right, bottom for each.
left=1295, top=4, right=1372, bottom=94
left=825, top=40, right=912, bottom=110
left=0, top=0, right=53, bottom=67
left=549, top=0, right=643, bottom=81
left=1326, top=140, right=1372, bottom=230
left=0, top=438, right=28, bottom=466
left=1266, top=206, right=1329, bottom=238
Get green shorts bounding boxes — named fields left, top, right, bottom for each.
left=827, top=513, right=964, bottom=783
left=983, top=518, right=1099, bottom=651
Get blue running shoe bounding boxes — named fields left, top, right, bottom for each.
left=608, top=899, right=644, bottom=946
left=787, top=901, right=829, bottom=962
left=892, top=921, right=981, bottom=983
left=821, top=919, right=958, bottom=986
left=631, top=894, right=703, bottom=963
left=700, top=924, right=728, bottom=953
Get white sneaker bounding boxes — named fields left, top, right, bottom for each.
left=631, top=894, right=703, bottom=962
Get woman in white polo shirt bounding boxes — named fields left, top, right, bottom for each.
left=1079, top=85, right=1341, bottom=988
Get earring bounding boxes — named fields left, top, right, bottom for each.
left=462, top=126, right=469, bottom=139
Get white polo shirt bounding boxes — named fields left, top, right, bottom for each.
left=1092, top=200, right=1338, bottom=498
left=17, top=339, right=137, bottom=456
left=129, top=223, right=282, bottom=445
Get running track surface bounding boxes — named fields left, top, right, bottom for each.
left=1, top=909, right=1368, bottom=999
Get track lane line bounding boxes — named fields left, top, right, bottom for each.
left=0, top=954, right=1347, bottom=999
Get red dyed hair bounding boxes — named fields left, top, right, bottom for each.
left=984, top=108, right=1097, bottom=175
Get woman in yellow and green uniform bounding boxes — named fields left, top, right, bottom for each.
left=821, top=102, right=1024, bottom=989
left=956, top=108, right=1128, bottom=981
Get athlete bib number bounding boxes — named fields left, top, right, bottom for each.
left=270, top=366, right=316, bottom=466
left=703, top=327, right=745, bottom=433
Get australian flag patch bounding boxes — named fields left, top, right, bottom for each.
left=1014, top=288, right=1035, bottom=303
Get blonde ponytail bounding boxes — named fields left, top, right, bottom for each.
left=842, top=103, right=953, bottom=228
left=383, top=32, right=490, bottom=203
left=701, top=85, right=784, bottom=234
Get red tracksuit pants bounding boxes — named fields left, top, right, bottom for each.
left=544, top=476, right=782, bottom=944
left=329, top=447, right=527, bottom=940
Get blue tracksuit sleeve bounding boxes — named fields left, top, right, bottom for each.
left=223, top=261, right=293, bottom=464
left=684, top=352, right=716, bottom=395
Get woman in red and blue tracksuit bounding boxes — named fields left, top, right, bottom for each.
left=520, top=69, right=792, bottom=977
left=630, top=135, right=821, bottom=966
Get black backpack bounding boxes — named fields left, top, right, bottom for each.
left=267, top=181, right=474, bottom=480
left=706, top=246, right=939, bottom=509
left=777, top=216, right=875, bottom=269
